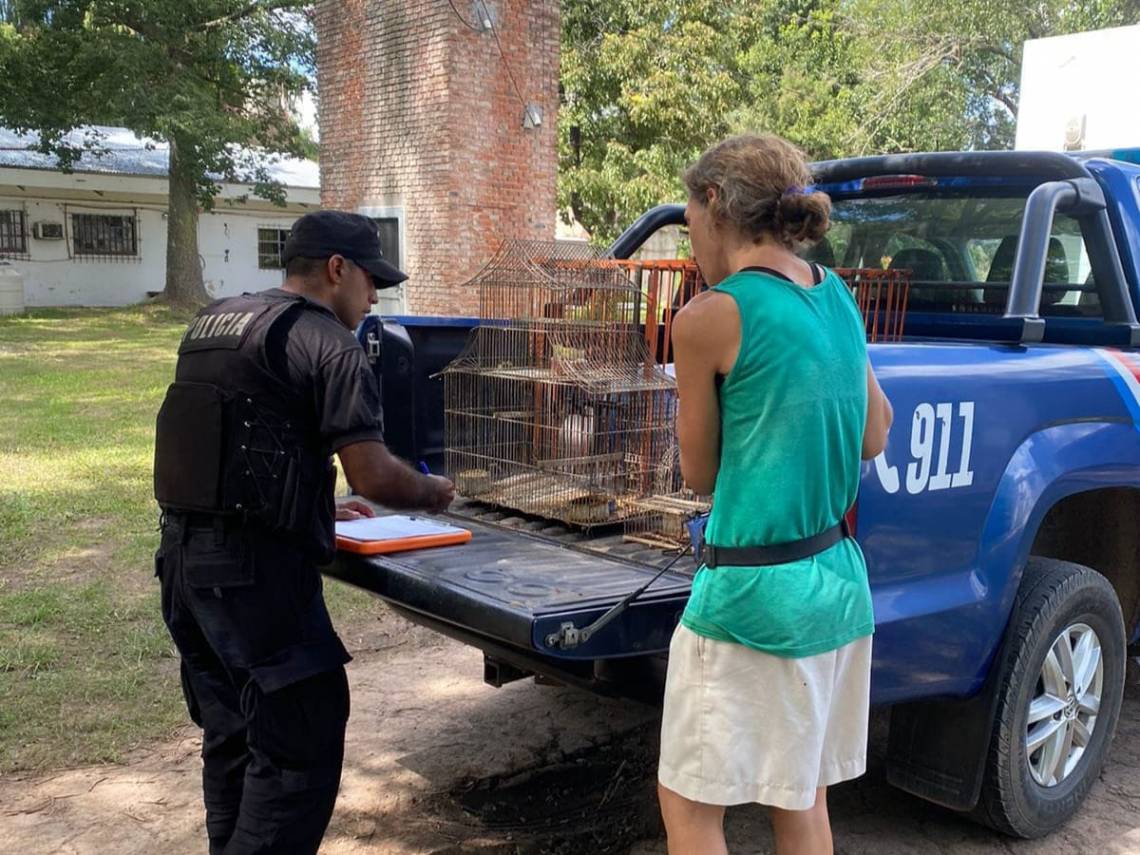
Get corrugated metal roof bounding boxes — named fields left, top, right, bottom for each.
left=0, top=125, right=319, bottom=189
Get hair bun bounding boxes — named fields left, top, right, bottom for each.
left=775, top=191, right=831, bottom=245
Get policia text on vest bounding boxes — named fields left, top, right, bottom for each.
left=183, top=310, right=257, bottom=342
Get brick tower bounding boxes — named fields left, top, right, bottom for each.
left=314, top=0, right=560, bottom=316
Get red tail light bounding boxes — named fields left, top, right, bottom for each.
left=861, top=174, right=936, bottom=190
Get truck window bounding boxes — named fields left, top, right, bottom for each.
left=805, top=190, right=1100, bottom=319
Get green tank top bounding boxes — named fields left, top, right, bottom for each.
left=679, top=267, right=874, bottom=657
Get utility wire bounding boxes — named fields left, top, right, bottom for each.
left=443, top=0, right=535, bottom=123
left=477, top=0, right=534, bottom=123
left=445, top=0, right=484, bottom=33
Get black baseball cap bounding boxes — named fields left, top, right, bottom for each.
left=283, top=210, right=407, bottom=289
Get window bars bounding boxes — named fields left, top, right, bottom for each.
left=442, top=240, right=695, bottom=541
left=0, top=209, right=27, bottom=259
left=71, top=213, right=138, bottom=259
left=258, top=227, right=290, bottom=270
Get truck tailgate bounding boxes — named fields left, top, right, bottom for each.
left=324, top=511, right=695, bottom=660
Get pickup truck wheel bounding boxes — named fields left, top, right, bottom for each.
left=975, top=557, right=1126, bottom=838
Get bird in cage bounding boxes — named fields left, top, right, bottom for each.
left=558, top=406, right=595, bottom=460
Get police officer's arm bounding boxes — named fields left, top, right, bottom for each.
left=316, top=343, right=454, bottom=513
left=337, top=441, right=455, bottom=513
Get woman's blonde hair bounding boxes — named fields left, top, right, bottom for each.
left=683, top=134, right=831, bottom=248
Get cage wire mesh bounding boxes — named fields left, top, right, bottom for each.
left=442, top=240, right=698, bottom=541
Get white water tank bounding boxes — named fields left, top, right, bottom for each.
left=0, top=263, right=25, bottom=316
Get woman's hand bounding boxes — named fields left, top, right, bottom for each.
left=336, top=499, right=376, bottom=521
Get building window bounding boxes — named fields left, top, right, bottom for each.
left=72, top=213, right=137, bottom=257
left=0, top=210, right=27, bottom=256
left=373, top=217, right=401, bottom=269
left=258, top=227, right=291, bottom=269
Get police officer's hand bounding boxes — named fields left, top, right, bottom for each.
left=423, top=474, right=456, bottom=513
left=336, top=499, right=376, bottom=521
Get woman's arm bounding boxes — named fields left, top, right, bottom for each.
left=671, top=293, right=740, bottom=494
left=862, top=360, right=893, bottom=460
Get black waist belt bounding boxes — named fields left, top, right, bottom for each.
left=701, top=520, right=850, bottom=569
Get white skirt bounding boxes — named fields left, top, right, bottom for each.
left=658, top=624, right=871, bottom=811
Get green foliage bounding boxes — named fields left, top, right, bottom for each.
left=561, top=0, right=1140, bottom=243
left=559, top=0, right=757, bottom=242
left=0, top=1, right=315, bottom=207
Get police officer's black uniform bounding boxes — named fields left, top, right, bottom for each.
left=153, top=213, right=406, bottom=854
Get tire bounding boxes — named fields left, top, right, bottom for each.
left=973, top=557, right=1126, bottom=838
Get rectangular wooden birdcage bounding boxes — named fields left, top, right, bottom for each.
left=836, top=267, right=910, bottom=342
left=617, top=260, right=911, bottom=347
left=442, top=240, right=683, bottom=532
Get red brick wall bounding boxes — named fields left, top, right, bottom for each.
left=315, top=0, right=560, bottom=316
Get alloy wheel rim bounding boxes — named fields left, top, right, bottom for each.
left=1025, top=622, right=1104, bottom=787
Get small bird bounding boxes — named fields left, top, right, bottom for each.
left=559, top=408, right=595, bottom=459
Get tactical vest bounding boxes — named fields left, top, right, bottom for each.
left=153, top=291, right=333, bottom=542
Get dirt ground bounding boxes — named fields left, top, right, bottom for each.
left=3, top=606, right=1140, bottom=855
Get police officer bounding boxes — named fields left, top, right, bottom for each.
left=153, top=211, right=455, bottom=854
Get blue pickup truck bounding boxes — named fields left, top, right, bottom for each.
left=328, top=149, right=1140, bottom=838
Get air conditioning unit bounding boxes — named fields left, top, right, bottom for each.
left=33, top=222, right=64, bottom=240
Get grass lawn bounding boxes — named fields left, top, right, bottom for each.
left=0, top=305, right=373, bottom=773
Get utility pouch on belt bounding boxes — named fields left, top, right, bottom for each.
left=154, top=381, right=229, bottom=513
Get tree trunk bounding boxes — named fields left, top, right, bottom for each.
left=163, top=136, right=210, bottom=308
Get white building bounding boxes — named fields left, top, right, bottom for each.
left=1016, top=24, right=1140, bottom=152
left=0, top=125, right=376, bottom=309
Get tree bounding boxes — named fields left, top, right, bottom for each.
left=561, top=0, right=1140, bottom=244
left=732, top=0, right=874, bottom=160
left=559, top=0, right=759, bottom=243
left=846, top=0, right=1140, bottom=153
left=0, top=2, right=315, bottom=307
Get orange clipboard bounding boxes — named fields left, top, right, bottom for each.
left=334, top=514, right=472, bottom=556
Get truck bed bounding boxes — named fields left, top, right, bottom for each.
left=325, top=499, right=697, bottom=661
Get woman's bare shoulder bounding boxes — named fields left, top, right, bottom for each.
left=673, top=290, right=741, bottom=376
left=674, top=290, right=739, bottom=337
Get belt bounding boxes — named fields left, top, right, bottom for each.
left=700, top=519, right=850, bottom=569
left=164, top=510, right=234, bottom=529
left=161, top=511, right=242, bottom=545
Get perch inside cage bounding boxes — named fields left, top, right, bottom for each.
left=442, top=240, right=686, bottom=533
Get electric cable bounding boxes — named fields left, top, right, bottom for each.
left=476, top=0, right=535, bottom=123
left=445, top=0, right=484, bottom=33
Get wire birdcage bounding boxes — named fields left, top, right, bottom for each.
left=443, top=240, right=681, bottom=531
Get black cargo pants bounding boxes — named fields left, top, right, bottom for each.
left=157, top=515, right=352, bottom=855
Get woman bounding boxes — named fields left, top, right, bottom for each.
left=658, top=134, right=893, bottom=855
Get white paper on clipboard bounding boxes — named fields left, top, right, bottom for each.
left=334, top=515, right=468, bottom=542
